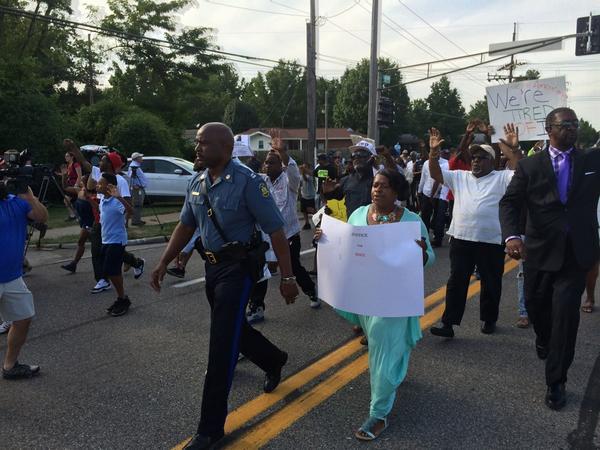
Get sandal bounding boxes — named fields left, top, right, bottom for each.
left=355, top=416, right=388, bottom=441
left=581, top=299, right=595, bottom=313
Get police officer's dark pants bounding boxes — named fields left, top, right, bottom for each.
left=198, top=260, right=285, bottom=438
left=523, top=240, right=586, bottom=386
left=249, top=233, right=315, bottom=310
left=441, top=238, right=505, bottom=326
left=90, top=223, right=142, bottom=281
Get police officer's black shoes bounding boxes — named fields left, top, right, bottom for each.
left=183, top=432, right=223, bottom=450
left=264, top=351, right=288, bottom=393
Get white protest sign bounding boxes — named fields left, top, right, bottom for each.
left=485, top=76, right=567, bottom=143
left=233, top=134, right=253, bottom=158
left=317, top=215, right=424, bottom=317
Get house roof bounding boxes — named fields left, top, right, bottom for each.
left=239, top=128, right=352, bottom=140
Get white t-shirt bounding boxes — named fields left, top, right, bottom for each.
left=419, top=159, right=449, bottom=199
left=441, top=168, right=514, bottom=245
left=91, top=166, right=131, bottom=200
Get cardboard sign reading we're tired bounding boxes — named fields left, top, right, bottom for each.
left=486, top=76, right=568, bottom=142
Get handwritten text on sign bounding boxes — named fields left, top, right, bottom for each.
left=485, top=76, right=567, bottom=142
left=317, top=215, right=424, bottom=317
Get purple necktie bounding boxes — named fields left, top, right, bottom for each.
left=556, top=152, right=571, bottom=204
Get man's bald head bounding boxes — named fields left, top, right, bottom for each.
left=195, top=122, right=235, bottom=170
left=198, top=122, right=234, bottom=151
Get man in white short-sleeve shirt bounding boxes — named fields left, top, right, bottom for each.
left=426, top=127, right=522, bottom=339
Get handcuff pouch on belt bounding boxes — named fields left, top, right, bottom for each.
left=193, top=188, right=269, bottom=282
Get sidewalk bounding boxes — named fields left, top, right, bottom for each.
left=43, top=211, right=181, bottom=239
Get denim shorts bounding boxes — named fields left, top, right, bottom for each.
left=0, top=277, right=35, bottom=322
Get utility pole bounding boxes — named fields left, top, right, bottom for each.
left=367, top=0, right=381, bottom=142
left=488, top=23, right=524, bottom=83
left=87, top=33, right=94, bottom=105
left=324, top=89, right=328, bottom=151
left=508, top=22, right=517, bottom=82
left=305, top=0, right=317, bottom=165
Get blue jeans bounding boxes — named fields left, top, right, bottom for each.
left=517, top=261, right=527, bottom=317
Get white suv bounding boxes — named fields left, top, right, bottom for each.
left=127, top=156, right=195, bottom=198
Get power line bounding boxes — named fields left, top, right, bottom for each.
left=368, top=2, right=486, bottom=90
left=269, top=0, right=307, bottom=15
left=396, top=0, right=476, bottom=60
left=325, top=0, right=362, bottom=19
left=204, top=0, right=307, bottom=17
left=0, top=5, right=301, bottom=69
left=382, top=36, right=568, bottom=89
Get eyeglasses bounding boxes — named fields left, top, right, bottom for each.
left=549, top=120, right=579, bottom=130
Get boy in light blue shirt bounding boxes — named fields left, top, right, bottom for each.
left=98, top=173, right=133, bottom=317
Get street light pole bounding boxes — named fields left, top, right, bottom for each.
left=367, top=0, right=381, bottom=142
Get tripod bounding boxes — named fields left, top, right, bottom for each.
left=128, top=167, right=163, bottom=230
left=25, top=172, right=72, bottom=255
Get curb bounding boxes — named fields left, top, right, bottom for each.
left=38, top=235, right=169, bottom=250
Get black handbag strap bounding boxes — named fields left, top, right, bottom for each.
left=201, top=178, right=229, bottom=243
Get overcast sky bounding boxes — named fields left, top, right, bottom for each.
left=75, top=0, right=600, bottom=128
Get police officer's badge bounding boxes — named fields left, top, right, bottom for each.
left=260, top=183, right=270, bottom=198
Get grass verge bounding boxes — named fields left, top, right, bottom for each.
left=41, top=221, right=177, bottom=245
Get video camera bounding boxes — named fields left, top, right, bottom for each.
left=0, top=149, right=52, bottom=194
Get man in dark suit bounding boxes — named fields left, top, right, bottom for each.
left=499, top=107, right=600, bottom=411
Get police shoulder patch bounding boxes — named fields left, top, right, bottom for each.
left=259, top=183, right=270, bottom=198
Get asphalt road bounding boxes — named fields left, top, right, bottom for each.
left=1, top=228, right=598, bottom=450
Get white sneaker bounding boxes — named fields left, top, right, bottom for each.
left=90, top=279, right=111, bottom=294
left=133, top=259, right=145, bottom=279
left=0, top=321, right=11, bottom=334
left=309, top=295, right=321, bottom=309
left=246, top=306, right=265, bottom=324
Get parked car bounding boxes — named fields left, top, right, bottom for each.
left=80, top=145, right=114, bottom=166
left=125, top=156, right=195, bottom=198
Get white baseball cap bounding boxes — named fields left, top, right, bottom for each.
left=350, top=140, right=376, bottom=156
left=470, top=144, right=495, bottom=160
left=131, top=152, right=144, bottom=160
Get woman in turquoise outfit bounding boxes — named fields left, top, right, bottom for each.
left=315, top=168, right=435, bottom=441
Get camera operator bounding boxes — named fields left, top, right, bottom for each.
left=127, top=152, right=148, bottom=226
left=0, top=181, right=48, bottom=380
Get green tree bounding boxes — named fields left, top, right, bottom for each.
left=406, top=99, right=431, bottom=139
left=242, top=60, right=306, bottom=128
left=100, top=0, right=221, bottom=127
left=426, top=76, right=465, bottom=145
left=578, top=118, right=599, bottom=148
left=223, top=100, right=259, bottom=134
left=466, top=98, right=489, bottom=123
left=74, top=97, right=139, bottom=144
left=108, top=111, right=178, bottom=156
left=513, top=69, right=541, bottom=82
left=333, top=58, right=410, bottom=145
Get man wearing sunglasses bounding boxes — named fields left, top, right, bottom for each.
left=322, top=140, right=400, bottom=217
left=500, top=107, right=600, bottom=411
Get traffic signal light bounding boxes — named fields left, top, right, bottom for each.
left=377, top=96, right=394, bottom=128
left=576, top=15, right=600, bottom=56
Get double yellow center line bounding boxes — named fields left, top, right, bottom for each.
left=173, top=258, right=519, bottom=449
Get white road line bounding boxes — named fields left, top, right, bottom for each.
left=171, top=248, right=316, bottom=289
